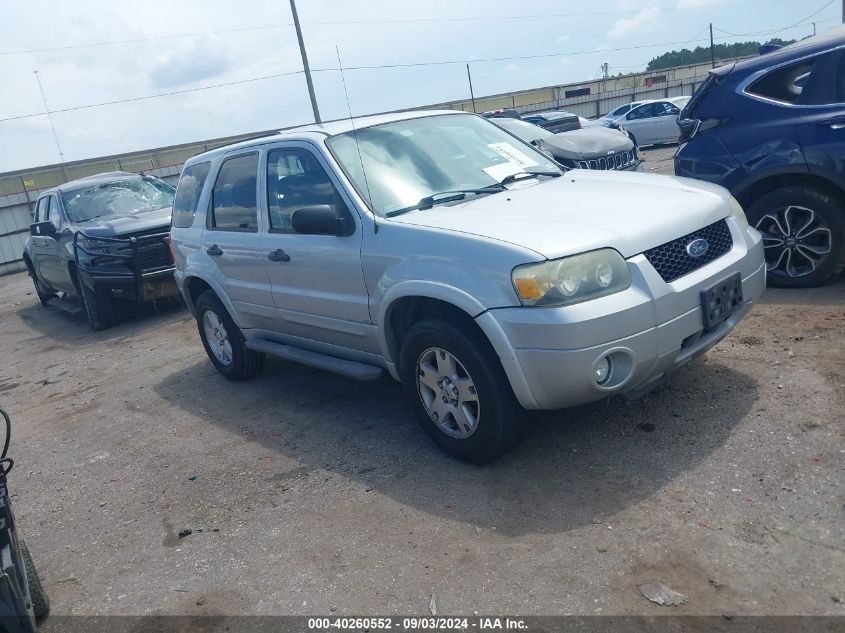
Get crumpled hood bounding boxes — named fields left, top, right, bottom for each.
left=390, top=171, right=733, bottom=260
left=537, top=127, right=633, bottom=160
left=74, top=206, right=172, bottom=237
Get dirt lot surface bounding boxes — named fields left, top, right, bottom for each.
left=1, top=148, right=843, bottom=618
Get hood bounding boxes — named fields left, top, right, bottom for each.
left=74, top=205, right=172, bottom=238
left=390, top=172, right=732, bottom=260
left=537, top=127, right=633, bottom=160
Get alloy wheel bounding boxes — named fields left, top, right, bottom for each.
left=202, top=310, right=233, bottom=366
left=755, top=205, right=832, bottom=279
left=416, top=347, right=480, bottom=439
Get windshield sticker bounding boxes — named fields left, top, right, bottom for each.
left=487, top=143, right=538, bottom=169
left=483, top=161, right=524, bottom=182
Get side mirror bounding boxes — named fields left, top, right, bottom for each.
left=291, top=204, right=345, bottom=236
left=30, top=221, right=56, bottom=237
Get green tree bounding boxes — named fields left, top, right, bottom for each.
left=646, top=39, right=795, bottom=71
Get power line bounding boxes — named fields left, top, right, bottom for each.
left=0, top=0, right=800, bottom=56
left=714, top=0, right=835, bottom=36
left=0, top=70, right=303, bottom=122
left=1, top=4, right=838, bottom=124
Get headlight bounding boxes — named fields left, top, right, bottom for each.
left=729, top=196, right=749, bottom=230
left=512, top=249, right=631, bottom=307
left=81, top=237, right=117, bottom=253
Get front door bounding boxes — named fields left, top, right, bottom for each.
left=625, top=102, right=660, bottom=145
left=652, top=101, right=682, bottom=143
left=38, top=195, right=71, bottom=290
left=202, top=151, right=276, bottom=330
left=259, top=143, right=373, bottom=353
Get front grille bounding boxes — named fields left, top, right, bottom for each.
left=644, top=219, right=733, bottom=283
left=118, top=231, right=172, bottom=273
left=574, top=148, right=638, bottom=171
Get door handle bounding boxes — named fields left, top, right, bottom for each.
left=819, top=118, right=845, bottom=129
left=267, top=249, right=291, bottom=263
left=206, top=244, right=223, bottom=257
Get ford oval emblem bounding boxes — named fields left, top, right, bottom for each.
left=686, top=238, right=709, bottom=258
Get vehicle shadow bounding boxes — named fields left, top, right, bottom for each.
left=154, top=355, right=757, bottom=536
left=15, top=296, right=189, bottom=348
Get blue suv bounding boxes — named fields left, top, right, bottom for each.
left=675, top=27, right=845, bottom=287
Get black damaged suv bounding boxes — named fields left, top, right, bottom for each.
left=23, top=172, right=178, bottom=330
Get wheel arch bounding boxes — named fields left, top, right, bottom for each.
left=734, top=172, right=845, bottom=211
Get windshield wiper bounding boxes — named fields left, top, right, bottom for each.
left=498, top=169, right=562, bottom=185
left=385, top=186, right=506, bottom=218
left=384, top=170, right=561, bottom=218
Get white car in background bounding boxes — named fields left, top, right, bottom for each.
left=619, top=96, right=691, bottom=147
left=584, top=100, right=654, bottom=128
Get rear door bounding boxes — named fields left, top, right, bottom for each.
left=796, top=50, right=845, bottom=193
left=202, top=151, right=276, bottom=329
left=259, top=142, right=373, bottom=353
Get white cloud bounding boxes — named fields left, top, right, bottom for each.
left=606, top=6, right=662, bottom=39
left=676, top=0, right=722, bottom=7
left=556, top=34, right=571, bottom=44
left=503, top=63, right=520, bottom=73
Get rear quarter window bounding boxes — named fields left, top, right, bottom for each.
left=172, top=161, right=211, bottom=228
left=747, top=59, right=815, bottom=105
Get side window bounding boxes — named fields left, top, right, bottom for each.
left=47, top=196, right=61, bottom=229
left=747, top=59, right=815, bottom=105
left=658, top=102, right=680, bottom=116
left=35, top=197, right=49, bottom=222
left=266, top=149, right=344, bottom=232
left=628, top=104, right=653, bottom=120
left=172, top=161, right=211, bottom=228
left=210, top=154, right=259, bottom=232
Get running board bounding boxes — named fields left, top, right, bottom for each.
left=245, top=339, right=383, bottom=381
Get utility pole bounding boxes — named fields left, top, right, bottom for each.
left=812, top=22, right=816, bottom=36
left=33, top=71, right=64, bottom=163
left=289, top=0, right=320, bottom=123
left=466, top=64, right=477, bottom=113
left=709, top=23, right=715, bottom=69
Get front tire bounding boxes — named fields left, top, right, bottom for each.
left=400, top=319, right=527, bottom=464
left=746, top=186, right=845, bottom=288
left=80, top=283, right=115, bottom=331
left=195, top=291, right=264, bottom=381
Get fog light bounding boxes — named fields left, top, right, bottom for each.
left=595, top=357, right=611, bottom=385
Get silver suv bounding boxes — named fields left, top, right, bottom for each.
left=170, top=110, right=765, bottom=463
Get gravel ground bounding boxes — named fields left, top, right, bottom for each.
left=1, top=149, right=843, bottom=618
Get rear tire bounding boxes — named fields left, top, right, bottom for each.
left=400, top=319, right=528, bottom=464
left=25, top=262, right=55, bottom=307
left=746, top=186, right=845, bottom=288
left=80, top=282, right=115, bottom=331
left=21, top=540, right=49, bottom=621
left=195, top=291, right=264, bottom=381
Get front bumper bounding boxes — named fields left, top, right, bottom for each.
left=84, top=267, right=178, bottom=303
left=480, top=217, right=765, bottom=410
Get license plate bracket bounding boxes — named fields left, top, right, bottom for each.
left=700, top=272, right=743, bottom=330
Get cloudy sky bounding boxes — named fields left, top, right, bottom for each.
left=0, top=0, right=839, bottom=172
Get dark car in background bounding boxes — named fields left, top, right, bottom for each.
left=521, top=110, right=582, bottom=133
left=491, top=117, right=641, bottom=171
left=23, top=172, right=178, bottom=330
left=675, top=27, right=845, bottom=287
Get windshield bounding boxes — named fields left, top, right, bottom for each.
left=326, top=114, right=559, bottom=217
left=492, top=118, right=555, bottom=143
left=62, top=177, right=175, bottom=222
